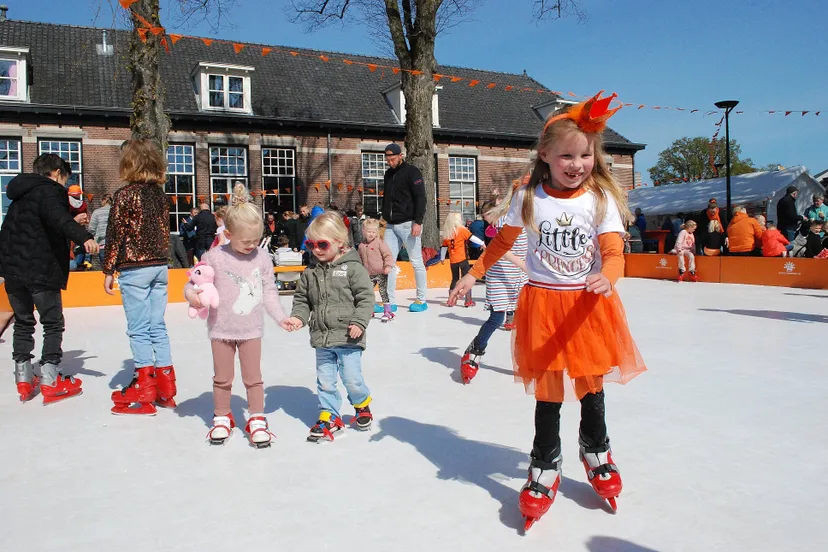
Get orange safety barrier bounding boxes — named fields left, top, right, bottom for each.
left=624, top=253, right=828, bottom=289
left=0, top=261, right=462, bottom=309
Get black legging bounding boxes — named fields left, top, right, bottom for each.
left=450, top=259, right=472, bottom=302
left=532, top=391, right=607, bottom=461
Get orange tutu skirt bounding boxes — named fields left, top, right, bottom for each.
left=512, top=285, right=647, bottom=402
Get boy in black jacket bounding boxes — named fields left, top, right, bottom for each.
left=0, top=154, right=98, bottom=403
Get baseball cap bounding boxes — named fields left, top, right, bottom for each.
left=384, top=143, right=401, bottom=155
left=67, top=185, right=83, bottom=197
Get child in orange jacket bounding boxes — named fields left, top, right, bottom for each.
left=761, top=223, right=793, bottom=257
left=441, top=212, right=485, bottom=307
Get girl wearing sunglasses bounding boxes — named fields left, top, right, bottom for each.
left=284, top=212, right=375, bottom=442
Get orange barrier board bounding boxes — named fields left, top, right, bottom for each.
left=624, top=254, right=720, bottom=283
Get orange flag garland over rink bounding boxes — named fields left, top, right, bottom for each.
left=119, top=2, right=826, bottom=118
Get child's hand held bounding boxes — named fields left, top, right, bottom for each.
left=184, top=288, right=203, bottom=309
left=585, top=274, right=612, bottom=297
left=348, top=324, right=363, bottom=339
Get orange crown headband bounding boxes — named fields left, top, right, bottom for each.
left=543, top=90, right=622, bottom=134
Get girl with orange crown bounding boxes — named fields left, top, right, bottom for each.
left=449, top=92, right=647, bottom=530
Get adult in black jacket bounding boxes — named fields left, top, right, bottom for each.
left=181, top=202, right=217, bottom=260
left=776, top=186, right=802, bottom=241
left=380, top=143, right=428, bottom=312
left=0, top=154, right=97, bottom=401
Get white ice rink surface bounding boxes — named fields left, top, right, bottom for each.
left=1, top=278, right=826, bottom=552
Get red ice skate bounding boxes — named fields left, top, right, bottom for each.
left=111, top=366, right=157, bottom=415
left=14, top=360, right=39, bottom=402
left=579, top=437, right=622, bottom=511
left=519, top=448, right=562, bottom=531
left=687, top=271, right=698, bottom=282
left=154, top=366, right=177, bottom=408
left=245, top=414, right=275, bottom=448
left=41, top=374, right=83, bottom=405
left=208, top=413, right=236, bottom=445
left=460, top=340, right=484, bottom=384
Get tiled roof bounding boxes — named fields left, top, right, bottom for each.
left=0, top=20, right=641, bottom=149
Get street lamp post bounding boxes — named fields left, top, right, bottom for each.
left=714, top=100, right=739, bottom=225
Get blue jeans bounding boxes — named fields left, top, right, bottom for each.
left=69, top=253, right=85, bottom=271
left=384, top=221, right=427, bottom=303
left=315, top=346, right=370, bottom=419
left=476, top=310, right=506, bottom=351
left=118, top=265, right=173, bottom=368
left=783, top=228, right=797, bottom=242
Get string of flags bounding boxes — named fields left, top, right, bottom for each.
left=118, top=0, right=826, bottom=118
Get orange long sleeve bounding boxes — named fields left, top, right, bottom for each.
left=598, top=233, right=625, bottom=286
left=469, top=225, right=523, bottom=279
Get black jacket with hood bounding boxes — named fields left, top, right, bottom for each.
left=381, top=161, right=426, bottom=225
left=0, top=173, right=92, bottom=290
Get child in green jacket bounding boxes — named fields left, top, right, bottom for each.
left=285, top=212, right=375, bottom=442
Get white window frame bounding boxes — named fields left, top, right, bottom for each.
left=38, top=139, right=82, bottom=188
left=0, top=138, right=21, bottom=226
left=361, top=152, right=387, bottom=217
left=209, top=146, right=248, bottom=209
left=262, top=147, right=296, bottom=213
left=166, top=144, right=196, bottom=234
left=0, top=47, right=29, bottom=103
left=193, top=62, right=254, bottom=114
left=448, top=156, right=477, bottom=222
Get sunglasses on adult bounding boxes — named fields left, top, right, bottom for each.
left=305, top=240, right=331, bottom=251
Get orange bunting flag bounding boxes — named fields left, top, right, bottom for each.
left=201, top=38, right=213, bottom=46
left=368, top=64, right=378, bottom=72
left=357, top=187, right=363, bottom=193
left=451, top=76, right=463, bottom=83
left=379, top=191, right=384, bottom=197
left=314, top=184, right=320, bottom=191
left=343, top=59, right=353, bottom=65
left=290, top=51, right=298, bottom=56
left=184, top=196, right=192, bottom=204
left=802, top=111, right=809, bottom=116
left=161, top=37, right=170, bottom=53
left=487, top=83, right=497, bottom=89
left=149, top=27, right=164, bottom=36
left=170, top=34, right=183, bottom=44
left=785, top=111, right=792, bottom=116
left=652, top=106, right=662, bottom=110
left=262, top=47, right=272, bottom=56
left=392, top=68, right=400, bottom=75
left=233, top=43, right=245, bottom=54
left=119, top=0, right=140, bottom=8
left=137, top=28, right=148, bottom=42
left=505, top=86, right=513, bottom=91
left=638, top=105, right=646, bottom=110
left=347, top=185, right=354, bottom=192
left=324, top=183, right=330, bottom=190
left=568, top=92, right=578, bottom=97
left=468, top=80, right=480, bottom=87
left=198, top=195, right=205, bottom=202
left=85, top=194, right=94, bottom=202
left=433, top=74, right=444, bottom=82
left=170, top=196, right=178, bottom=205
left=337, top=184, right=343, bottom=191
left=410, top=70, right=423, bottom=76
left=455, top=200, right=461, bottom=205
left=319, top=55, right=329, bottom=62
left=465, top=201, right=470, bottom=206
left=224, top=194, right=231, bottom=202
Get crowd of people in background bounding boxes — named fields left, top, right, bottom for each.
left=628, top=185, right=828, bottom=279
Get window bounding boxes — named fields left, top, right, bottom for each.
left=210, top=146, right=247, bottom=209
left=208, top=75, right=245, bottom=109
left=0, top=47, right=28, bottom=102
left=361, top=152, right=387, bottom=217
left=449, top=156, right=477, bottom=222
left=262, top=147, right=296, bottom=214
left=39, top=140, right=82, bottom=187
left=166, top=144, right=196, bottom=233
left=194, top=62, right=254, bottom=114
left=0, top=139, right=21, bottom=226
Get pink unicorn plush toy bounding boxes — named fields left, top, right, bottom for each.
left=187, top=262, right=220, bottom=319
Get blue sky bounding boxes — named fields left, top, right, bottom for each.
left=6, top=0, right=827, bottom=183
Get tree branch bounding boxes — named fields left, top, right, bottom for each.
left=383, top=0, right=412, bottom=67
left=533, top=0, right=586, bottom=22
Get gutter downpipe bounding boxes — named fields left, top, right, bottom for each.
left=327, top=130, right=333, bottom=205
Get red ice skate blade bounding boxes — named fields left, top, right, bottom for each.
left=42, top=388, right=82, bottom=405
left=111, top=402, right=157, bottom=415
left=155, top=397, right=177, bottom=409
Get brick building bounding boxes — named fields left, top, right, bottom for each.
left=0, top=18, right=645, bottom=233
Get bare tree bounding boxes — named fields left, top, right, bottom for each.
left=292, top=0, right=583, bottom=248
left=119, top=0, right=236, bottom=149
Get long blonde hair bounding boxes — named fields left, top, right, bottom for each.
left=441, top=212, right=464, bottom=240
left=484, top=183, right=518, bottom=223
left=224, top=183, right=263, bottom=236
left=519, top=118, right=631, bottom=233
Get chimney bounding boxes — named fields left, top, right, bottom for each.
left=0, top=6, right=9, bottom=22
left=96, top=29, right=114, bottom=56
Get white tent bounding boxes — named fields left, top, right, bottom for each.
left=628, top=166, right=825, bottom=221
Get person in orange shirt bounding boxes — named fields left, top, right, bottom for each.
left=726, top=206, right=764, bottom=256
left=441, top=212, right=485, bottom=307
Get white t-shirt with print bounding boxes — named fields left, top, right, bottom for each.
left=504, top=186, right=625, bottom=289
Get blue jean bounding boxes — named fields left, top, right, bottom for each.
left=783, top=228, right=797, bottom=242
left=476, top=310, right=506, bottom=351
left=384, top=221, right=427, bottom=303
left=69, top=253, right=85, bottom=271
left=315, top=346, right=370, bottom=419
left=118, top=265, right=173, bottom=368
